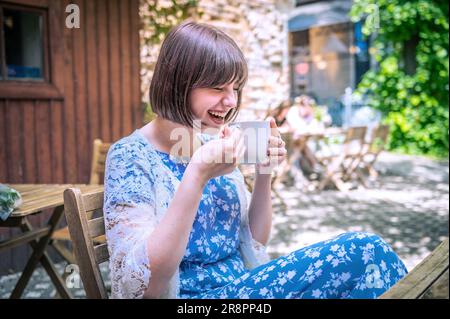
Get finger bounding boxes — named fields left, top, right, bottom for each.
left=268, top=136, right=285, bottom=148
left=267, top=147, right=287, bottom=156
left=268, top=117, right=277, bottom=129
left=220, top=125, right=231, bottom=139
left=259, top=158, right=271, bottom=167
left=266, top=117, right=280, bottom=138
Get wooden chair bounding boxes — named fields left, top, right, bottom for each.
left=64, top=187, right=109, bottom=299
left=316, top=126, right=367, bottom=191
left=51, top=139, right=111, bottom=264
left=89, top=139, right=112, bottom=185
left=360, top=125, right=390, bottom=180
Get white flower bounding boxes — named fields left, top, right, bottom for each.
left=326, top=255, right=334, bottom=262
left=356, top=233, right=367, bottom=239
left=380, top=260, right=387, bottom=272
left=260, top=287, right=269, bottom=296
left=365, top=243, right=374, bottom=250
left=241, top=273, right=250, bottom=281
left=362, top=252, right=371, bottom=264
left=312, top=289, right=322, bottom=298
left=279, top=277, right=287, bottom=285
left=332, top=259, right=340, bottom=267
left=332, top=279, right=341, bottom=288
left=267, top=265, right=276, bottom=272
left=311, top=251, right=320, bottom=258
left=341, top=272, right=351, bottom=282
left=330, top=244, right=340, bottom=252
left=314, top=260, right=324, bottom=268
left=287, top=270, right=296, bottom=280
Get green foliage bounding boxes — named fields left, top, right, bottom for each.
left=140, top=0, right=201, bottom=46
left=350, top=0, right=449, bottom=158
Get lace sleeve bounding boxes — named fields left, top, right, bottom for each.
left=104, top=141, right=159, bottom=299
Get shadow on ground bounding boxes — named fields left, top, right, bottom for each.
left=268, top=153, right=449, bottom=273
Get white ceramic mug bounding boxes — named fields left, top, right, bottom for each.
left=229, top=120, right=270, bottom=164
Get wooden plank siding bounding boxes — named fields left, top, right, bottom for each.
left=0, top=0, right=142, bottom=274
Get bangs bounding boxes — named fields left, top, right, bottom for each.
left=190, top=31, right=248, bottom=123
left=192, top=39, right=248, bottom=90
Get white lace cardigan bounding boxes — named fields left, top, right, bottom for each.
left=104, top=130, right=271, bottom=299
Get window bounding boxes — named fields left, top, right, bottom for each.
left=0, top=4, right=47, bottom=82
left=353, top=21, right=371, bottom=86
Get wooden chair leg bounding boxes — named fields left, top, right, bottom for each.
left=355, top=168, right=369, bottom=188
left=367, top=163, right=379, bottom=179
left=52, top=240, right=77, bottom=265
left=333, top=175, right=350, bottom=192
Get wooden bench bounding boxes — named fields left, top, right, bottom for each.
left=64, top=187, right=449, bottom=299
left=380, top=238, right=449, bottom=299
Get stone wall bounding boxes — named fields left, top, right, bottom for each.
left=139, top=0, right=294, bottom=121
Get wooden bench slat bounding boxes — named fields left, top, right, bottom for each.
left=421, top=269, right=449, bottom=299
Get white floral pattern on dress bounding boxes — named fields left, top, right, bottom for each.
left=104, top=130, right=407, bottom=299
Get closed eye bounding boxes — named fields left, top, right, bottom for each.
left=212, top=87, right=239, bottom=93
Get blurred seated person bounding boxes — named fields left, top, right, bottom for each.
left=267, top=100, right=292, bottom=130
left=285, top=95, right=331, bottom=136
left=283, top=95, right=332, bottom=179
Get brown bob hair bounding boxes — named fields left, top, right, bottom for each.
left=149, top=20, right=248, bottom=127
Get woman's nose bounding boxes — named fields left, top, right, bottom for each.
left=223, top=91, right=237, bottom=109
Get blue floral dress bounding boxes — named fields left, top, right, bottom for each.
left=105, top=130, right=408, bottom=299
left=154, top=150, right=408, bottom=299
left=155, top=149, right=249, bottom=298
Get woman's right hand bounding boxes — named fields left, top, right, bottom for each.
left=187, top=126, right=245, bottom=184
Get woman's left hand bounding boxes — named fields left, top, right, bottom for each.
left=256, top=117, right=287, bottom=174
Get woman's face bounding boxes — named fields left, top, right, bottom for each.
left=189, top=82, right=239, bottom=131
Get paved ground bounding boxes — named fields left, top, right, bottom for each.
left=0, top=152, right=448, bottom=298
left=269, top=152, right=449, bottom=273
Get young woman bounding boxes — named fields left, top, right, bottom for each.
left=104, top=21, right=407, bottom=299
